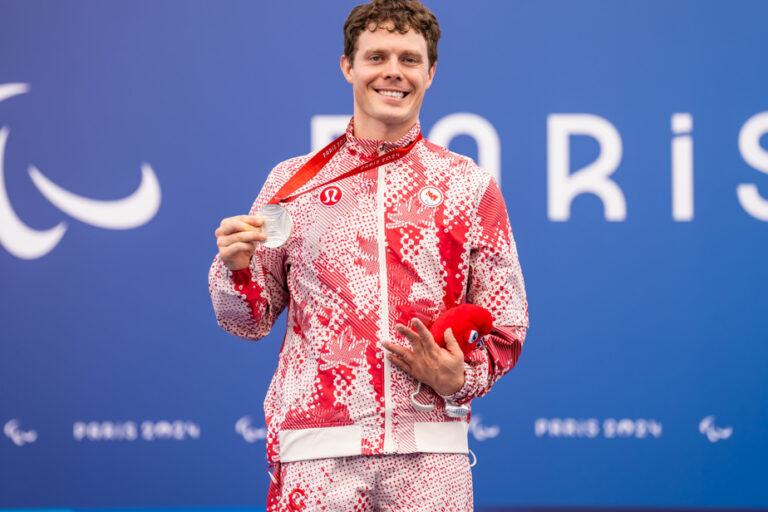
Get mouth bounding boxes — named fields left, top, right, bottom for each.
left=375, top=88, right=409, bottom=100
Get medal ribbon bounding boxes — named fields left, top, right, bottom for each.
left=268, top=132, right=423, bottom=205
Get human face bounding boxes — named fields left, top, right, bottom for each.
left=340, top=24, right=436, bottom=141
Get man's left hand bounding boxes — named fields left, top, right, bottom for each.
left=383, top=319, right=465, bottom=396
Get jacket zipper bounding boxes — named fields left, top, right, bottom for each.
left=377, top=162, right=395, bottom=453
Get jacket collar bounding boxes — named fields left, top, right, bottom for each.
left=344, top=117, right=421, bottom=158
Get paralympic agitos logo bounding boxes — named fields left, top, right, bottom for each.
left=0, top=83, right=161, bottom=259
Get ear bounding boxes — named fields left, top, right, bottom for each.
left=340, top=54, right=354, bottom=84
left=425, top=60, right=437, bottom=90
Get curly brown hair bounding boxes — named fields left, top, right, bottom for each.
left=343, top=0, right=441, bottom=69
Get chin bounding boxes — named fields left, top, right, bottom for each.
left=373, top=108, right=415, bottom=125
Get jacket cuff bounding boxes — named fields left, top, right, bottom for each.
left=443, top=361, right=479, bottom=405
left=231, top=263, right=266, bottom=307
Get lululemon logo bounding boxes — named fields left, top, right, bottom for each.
left=319, top=185, right=342, bottom=206
left=418, top=186, right=443, bottom=207
left=0, top=83, right=161, bottom=260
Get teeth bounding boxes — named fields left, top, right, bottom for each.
left=379, top=90, right=405, bottom=99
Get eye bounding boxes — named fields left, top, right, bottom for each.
left=468, top=330, right=479, bottom=344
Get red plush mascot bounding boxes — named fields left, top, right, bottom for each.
left=410, top=303, right=494, bottom=417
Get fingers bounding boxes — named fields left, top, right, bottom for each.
left=387, top=352, right=412, bottom=373
left=215, top=215, right=264, bottom=238
left=410, top=318, right=433, bottom=341
left=216, top=215, right=266, bottom=246
left=215, top=215, right=267, bottom=271
left=219, top=241, right=258, bottom=257
left=410, top=318, right=438, bottom=354
left=382, top=341, right=414, bottom=373
left=395, top=322, right=425, bottom=355
left=216, top=229, right=265, bottom=248
left=382, top=340, right=410, bottom=359
left=395, top=319, right=441, bottom=358
left=444, top=328, right=462, bottom=356
left=239, top=214, right=264, bottom=230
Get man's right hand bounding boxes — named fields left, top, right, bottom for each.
left=215, top=215, right=267, bottom=271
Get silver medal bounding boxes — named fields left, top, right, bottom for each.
left=256, top=204, right=293, bottom=248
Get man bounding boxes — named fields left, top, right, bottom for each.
left=209, top=0, right=528, bottom=509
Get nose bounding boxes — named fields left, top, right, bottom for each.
left=383, top=56, right=402, bottom=80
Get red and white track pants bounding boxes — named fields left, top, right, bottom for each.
left=266, top=453, right=473, bottom=511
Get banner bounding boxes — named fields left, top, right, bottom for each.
left=1, top=1, right=766, bottom=509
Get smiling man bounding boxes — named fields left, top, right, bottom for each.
left=209, top=1, right=528, bottom=510
left=340, top=13, right=434, bottom=141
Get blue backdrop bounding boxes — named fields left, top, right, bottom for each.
left=1, top=0, right=767, bottom=509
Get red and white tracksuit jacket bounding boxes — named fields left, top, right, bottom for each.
left=209, top=119, right=528, bottom=464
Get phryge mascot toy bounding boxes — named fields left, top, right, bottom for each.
left=410, top=303, right=494, bottom=417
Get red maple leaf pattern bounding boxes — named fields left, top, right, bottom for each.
left=353, top=234, right=379, bottom=276
left=387, top=196, right=433, bottom=230
left=318, top=326, right=366, bottom=371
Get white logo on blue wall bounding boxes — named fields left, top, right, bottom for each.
left=235, top=416, right=267, bottom=443
left=0, top=83, right=161, bottom=260
left=468, top=415, right=500, bottom=441
left=73, top=420, right=200, bottom=441
left=699, top=415, right=732, bottom=443
left=535, top=417, right=662, bottom=439
left=4, top=419, right=37, bottom=446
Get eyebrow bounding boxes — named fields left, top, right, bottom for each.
left=363, top=49, right=424, bottom=61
